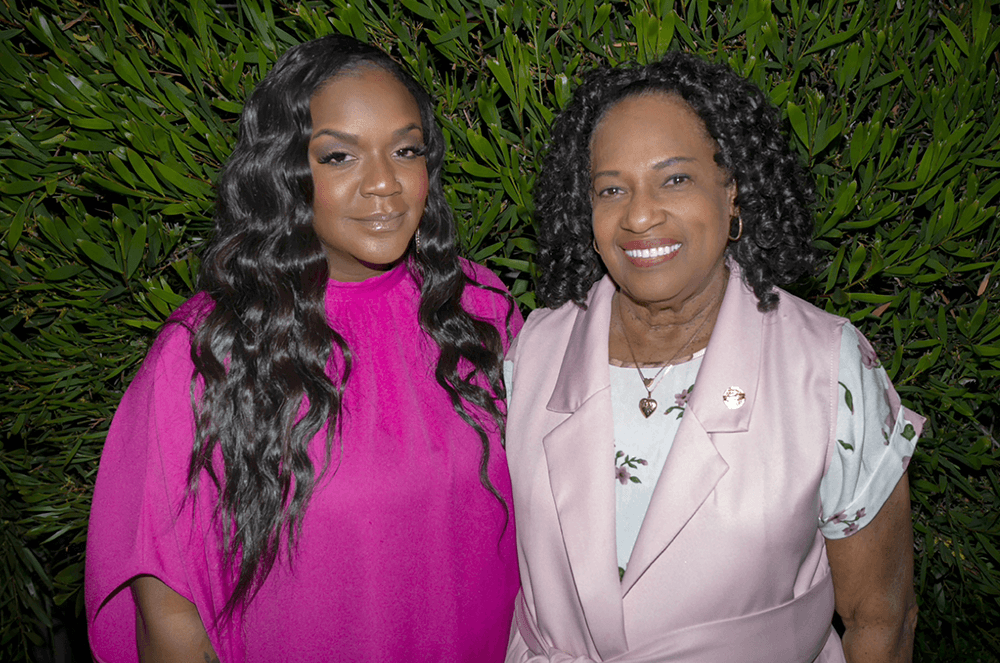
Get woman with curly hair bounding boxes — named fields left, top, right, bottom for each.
left=85, top=35, right=521, bottom=662
left=505, top=52, right=922, bottom=662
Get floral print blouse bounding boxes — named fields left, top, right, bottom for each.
left=608, top=323, right=919, bottom=576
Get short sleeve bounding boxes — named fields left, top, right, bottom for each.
left=819, top=324, right=925, bottom=539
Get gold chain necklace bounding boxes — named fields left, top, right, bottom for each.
left=617, top=292, right=720, bottom=418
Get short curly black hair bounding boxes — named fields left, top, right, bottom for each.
left=535, top=51, right=818, bottom=311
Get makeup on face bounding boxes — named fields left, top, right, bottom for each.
left=590, top=92, right=736, bottom=309
left=308, top=67, right=429, bottom=282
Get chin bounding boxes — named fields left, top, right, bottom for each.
left=358, top=253, right=408, bottom=271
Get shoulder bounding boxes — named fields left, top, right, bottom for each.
left=521, top=298, right=580, bottom=339
left=771, top=287, right=846, bottom=330
left=140, top=292, right=214, bottom=387
left=759, top=286, right=849, bottom=358
left=524, top=277, right=604, bottom=334
left=460, top=258, right=505, bottom=290
left=168, top=290, right=215, bottom=326
left=458, top=258, right=524, bottom=340
left=509, top=279, right=603, bottom=361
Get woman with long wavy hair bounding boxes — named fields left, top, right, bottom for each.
left=86, top=34, right=521, bottom=662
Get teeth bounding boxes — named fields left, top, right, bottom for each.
left=625, top=243, right=680, bottom=259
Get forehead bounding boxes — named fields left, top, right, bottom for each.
left=590, top=92, right=716, bottom=165
left=310, top=66, right=421, bottom=125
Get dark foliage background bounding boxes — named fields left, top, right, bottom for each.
left=1, top=0, right=998, bottom=660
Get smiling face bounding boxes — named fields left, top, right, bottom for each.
left=590, top=92, right=737, bottom=310
left=308, top=66, right=428, bottom=282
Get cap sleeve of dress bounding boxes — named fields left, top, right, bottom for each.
left=819, top=323, right=926, bottom=539
left=85, top=296, right=229, bottom=661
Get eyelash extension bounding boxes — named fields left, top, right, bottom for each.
left=402, top=144, right=428, bottom=157
left=317, top=151, right=349, bottom=165
left=317, top=145, right=427, bottom=165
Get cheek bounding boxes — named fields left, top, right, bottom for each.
left=311, top=173, right=348, bottom=217
left=415, top=168, right=429, bottom=205
left=592, top=211, right=615, bottom=250
left=312, top=186, right=331, bottom=213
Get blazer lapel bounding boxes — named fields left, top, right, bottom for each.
left=542, top=277, right=629, bottom=659
left=622, top=266, right=764, bottom=594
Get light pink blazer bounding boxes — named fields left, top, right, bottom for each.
left=504, top=267, right=903, bottom=662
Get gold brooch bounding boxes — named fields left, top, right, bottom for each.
left=722, top=386, right=746, bottom=410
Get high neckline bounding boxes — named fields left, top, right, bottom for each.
left=325, top=260, right=409, bottom=298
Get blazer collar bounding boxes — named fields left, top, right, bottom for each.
left=546, top=265, right=763, bottom=430
left=685, top=264, right=763, bottom=433
left=546, top=276, right=617, bottom=414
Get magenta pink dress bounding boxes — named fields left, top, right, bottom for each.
left=86, top=261, right=522, bottom=662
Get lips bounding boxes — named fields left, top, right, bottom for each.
left=354, top=210, right=406, bottom=230
left=621, top=239, right=681, bottom=262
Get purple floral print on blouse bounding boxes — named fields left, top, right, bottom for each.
left=856, top=330, right=882, bottom=370
left=615, top=450, right=646, bottom=484
left=663, top=383, right=695, bottom=419
left=825, top=507, right=867, bottom=537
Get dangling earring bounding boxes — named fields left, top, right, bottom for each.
left=728, top=216, right=743, bottom=242
left=414, top=227, right=423, bottom=254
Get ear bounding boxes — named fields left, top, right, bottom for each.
left=726, top=179, right=739, bottom=219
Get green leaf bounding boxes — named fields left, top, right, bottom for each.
left=125, top=224, right=146, bottom=279
left=460, top=161, right=499, bottom=178
left=76, top=239, right=120, bottom=272
left=847, top=244, right=867, bottom=282
left=5, top=198, right=30, bottom=250
left=786, top=102, right=809, bottom=149
left=804, top=25, right=864, bottom=56
left=938, top=14, right=970, bottom=57
left=126, top=148, right=164, bottom=195
left=112, top=51, right=144, bottom=89
left=1, top=179, right=46, bottom=195
left=465, top=129, right=499, bottom=165
left=486, top=54, right=516, bottom=105
left=43, top=265, right=86, bottom=281
left=150, top=160, right=211, bottom=197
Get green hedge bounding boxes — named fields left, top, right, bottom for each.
left=2, top=0, right=998, bottom=660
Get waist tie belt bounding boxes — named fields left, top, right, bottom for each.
left=515, top=572, right=835, bottom=663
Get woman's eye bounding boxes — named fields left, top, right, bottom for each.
left=596, top=186, right=623, bottom=198
left=396, top=145, right=427, bottom=159
left=317, top=151, right=353, bottom=165
left=664, top=174, right=690, bottom=186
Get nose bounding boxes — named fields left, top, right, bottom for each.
left=360, top=154, right=402, bottom=197
left=621, top=189, right=662, bottom=233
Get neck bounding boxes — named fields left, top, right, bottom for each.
left=610, top=267, right=728, bottom=365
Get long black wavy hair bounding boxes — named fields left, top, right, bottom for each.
left=535, top=51, right=818, bottom=311
left=189, top=34, right=512, bottom=618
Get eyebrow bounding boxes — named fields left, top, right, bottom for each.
left=312, top=123, right=423, bottom=143
left=591, top=156, right=696, bottom=181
